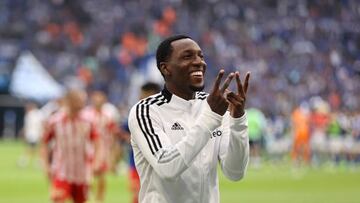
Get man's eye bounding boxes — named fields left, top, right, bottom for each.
left=183, top=55, right=192, bottom=59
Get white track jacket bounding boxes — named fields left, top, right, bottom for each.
left=128, top=88, right=249, bottom=203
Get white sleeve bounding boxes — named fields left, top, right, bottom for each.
left=128, top=101, right=222, bottom=181
left=218, top=112, right=249, bottom=181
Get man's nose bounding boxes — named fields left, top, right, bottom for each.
left=193, top=56, right=206, bottom=66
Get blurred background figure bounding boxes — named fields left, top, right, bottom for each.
left=17, top=102, right=43, bottom=168
left=265, top=112, right=292, bottom=162
left=309, top=97, right=330, bottom=166
left=344, top=111, right=360, bottom=166
left=100, top=99, right=123, bottom=176
left=138, top=82, right=162, bottom=99
left=326, top=112, right=346, bottom=165
left=83, top=90, right=119, bottom=203
left=291, top=103, right=311, bottom=166
left=247, top=107, right=266, bottom=168
left=41, top=89, right=101, bottom=203
left=120, top=82, right=161, bottom=203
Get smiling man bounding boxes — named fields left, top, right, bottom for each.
left=128, top=35, right=251, bottom=203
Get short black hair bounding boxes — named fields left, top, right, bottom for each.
left=156, top=34, right=192, bottom=71
left=141, top=82, right=161, bottom=93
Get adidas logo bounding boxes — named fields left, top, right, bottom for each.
left=171, top=122, right=184, bottom=130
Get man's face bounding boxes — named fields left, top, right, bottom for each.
left=165, top=38, right=207, bottom=93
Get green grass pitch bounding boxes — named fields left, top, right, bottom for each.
left=0, top=141, right=359, bottom=203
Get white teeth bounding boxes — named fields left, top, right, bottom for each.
left=190, top=71, right=203, bottom=76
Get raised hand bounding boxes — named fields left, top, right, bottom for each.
left=226, top=71, right=250, bottom=118
left=207, top=69, right=234, bottom=116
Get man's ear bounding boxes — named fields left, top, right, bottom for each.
left=160, top=62, right=171, bottom=77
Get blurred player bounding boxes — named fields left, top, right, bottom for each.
left=17, top=102, right=43, bottom=167
left=310, top=98, right=331, bottom=165
left=327, top=112, right=346, bottom=164
left=41, top=89, right=101, bottom=203
left=247, top=107, right=266, bottom=168
left=83, top=90, right=119, bottom=203
left=291, top=103, right=311, bottom=166
left=40, top=96, right=66, bottom=166
left=125, top=82, right=161, bottom=203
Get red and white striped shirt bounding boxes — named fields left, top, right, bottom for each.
left=43, top=110, right=98, bottom=184
left=82, top=106, right=118, bottom=168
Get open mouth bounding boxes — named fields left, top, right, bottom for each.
left=190, top=71, right=203, bottom=78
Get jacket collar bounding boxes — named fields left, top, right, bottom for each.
left=161, top=86, right=195, bottom=111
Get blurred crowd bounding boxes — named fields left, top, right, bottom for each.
left=0, top=0, right=359, bottom=112
left=1, top=1, right=360, bottom=163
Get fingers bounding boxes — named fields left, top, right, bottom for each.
left=224, top=89, right=231, bottom=97
left=235, top=72, right=244, bottom=97
left=212, top=69, right=225, bottom=92
left=226, top=92, right=243, bottom=103
left=235, top=71, right=251, bottom=96
left=213, top=69, right=250, bottom=96
left=227, top=92, right=246, bottom=117
left=220, top=73, right=234, bottom=93
left=226, top=93, right=238, bottom=105
left=244, top=72, right=250, bottom=94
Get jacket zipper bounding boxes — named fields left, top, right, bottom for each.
left=199, top=156, right=204, bottom=203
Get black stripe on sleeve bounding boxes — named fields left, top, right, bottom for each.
left=136, top=101, right=155, bottom=155
left=140, top=100, right=159, bottom=152
left=146, top=104, right=162, bottom=149
left=135, top=94, right=166, bottom=155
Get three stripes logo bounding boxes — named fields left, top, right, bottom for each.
left=136, top=93, right=169, bottom=155
left=171, top=122, right=184, bottom=130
